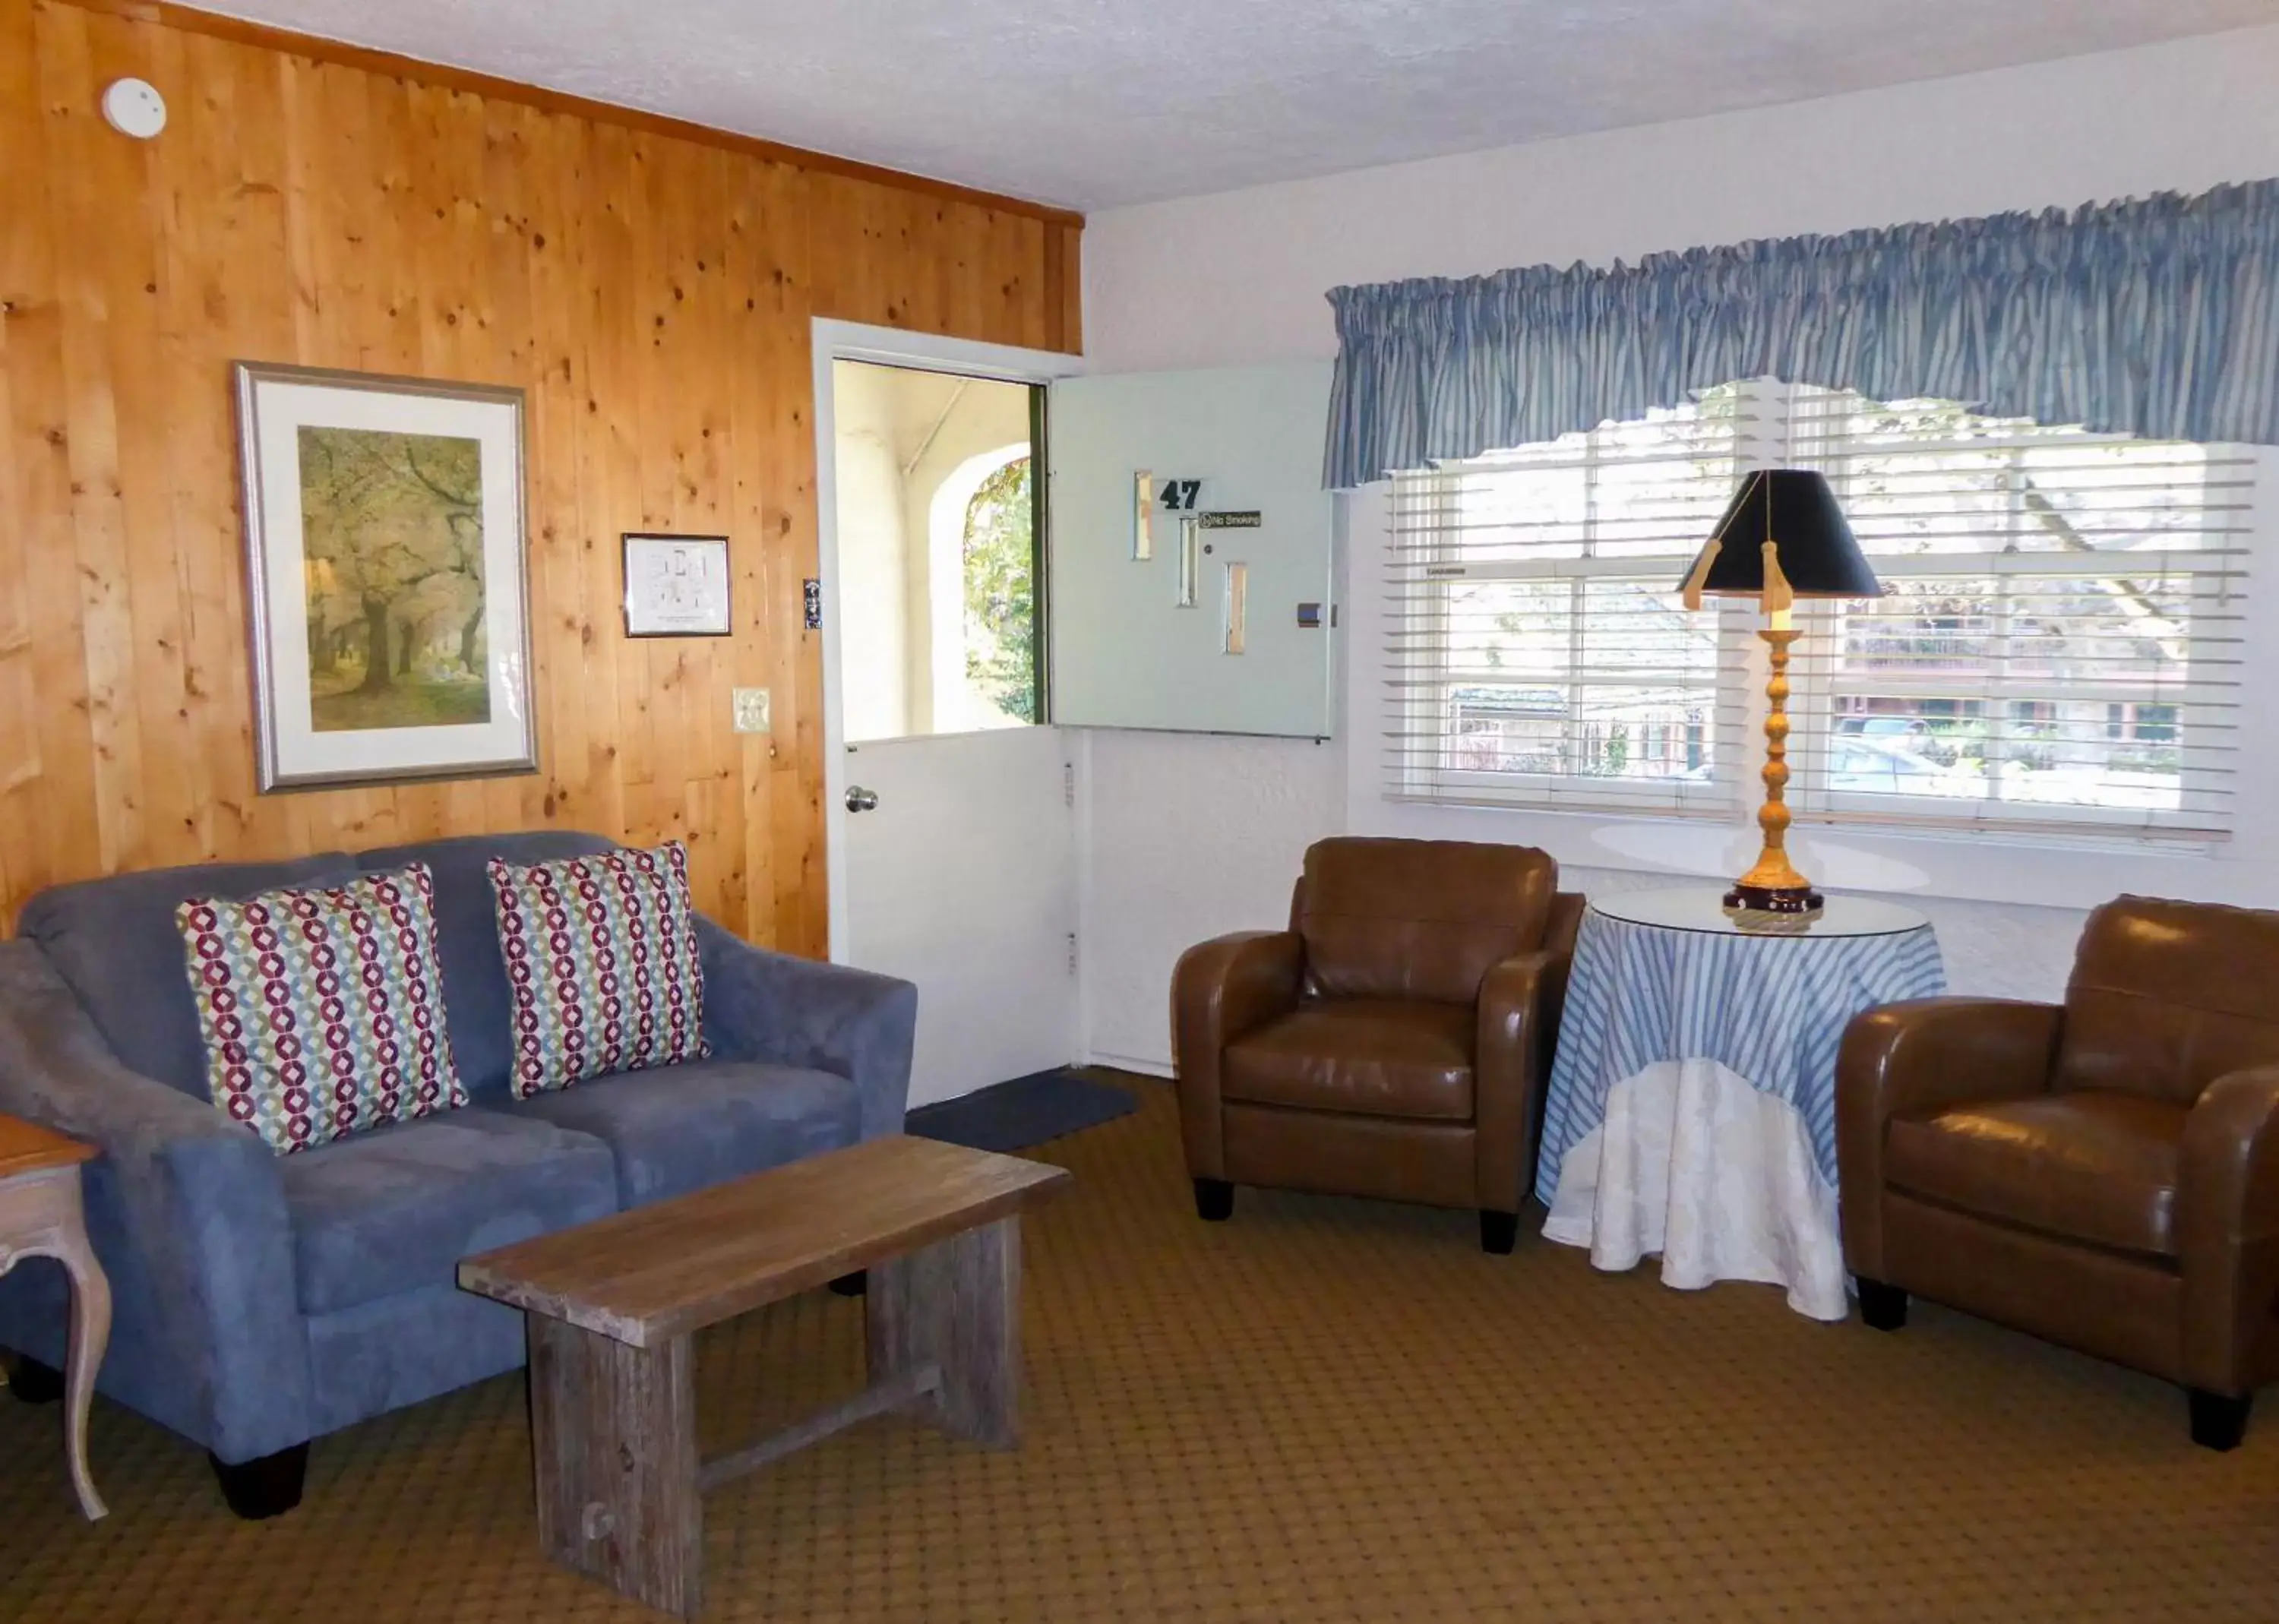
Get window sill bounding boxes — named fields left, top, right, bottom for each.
left=1360, top=793, right=2277, bottom=915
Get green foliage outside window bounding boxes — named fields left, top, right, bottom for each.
left=962, top=456, right=1037, bottom=722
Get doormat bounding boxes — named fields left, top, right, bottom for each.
left=905, top=1068, right=1140, bottom=1154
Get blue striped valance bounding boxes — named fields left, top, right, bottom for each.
left=1323, top=179, right=2279, bottom=488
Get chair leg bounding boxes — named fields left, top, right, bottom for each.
left=3, top=1352, right=65, bottom=1404
left=1857, top=1278, right=1908, bottom=1331
left=2189, top=1389, right=2252, bottom=1452
left=210, top=1443, right=309, bottom=1521
left=1479, top=1210, right=1520, bottom=1255
left=1193, top=1178, right=1234, bottom=1221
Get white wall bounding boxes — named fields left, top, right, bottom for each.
left=1077, top=23, right=2279, bottom=1073
left=831, top=361, right=913, bottom=741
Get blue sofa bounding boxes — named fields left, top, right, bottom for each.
left=0, top=831, right=916, bottom=1516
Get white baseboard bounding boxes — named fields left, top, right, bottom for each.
left=1086, top=1051, right=1174, bottom=1079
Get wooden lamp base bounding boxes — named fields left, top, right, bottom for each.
left=1728, top=624, right=1822, bottom=920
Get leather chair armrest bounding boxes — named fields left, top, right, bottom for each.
left=1542, top=890, right=1586, bottom=967
left=1170, top=931, right=1304, bottom=1180
left=1835, top=997, right=2062, bottom=1279
left=1475, top=945, right=1568, bottom=1215
left=2179, top=1067, right=2279, bottom=1395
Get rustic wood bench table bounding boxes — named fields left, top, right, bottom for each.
left=460, top=1133, right=1070, bottom=1619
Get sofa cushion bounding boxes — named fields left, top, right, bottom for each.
left=1224, top=1000, right=1476, bottom=1120
left=1885, top=1092, right=2187, bottom=1259
left=488, top=841, right=710, bottom=1096
left=178, top=864, right=470, bottom=1154
left=357, top=831, right=618, bottom=1101
left=506, top=1059, right=861, bottom=1205
left=19, top=852, right=361, bottom=1095
left=280, top=1107, right=618, bottom=1316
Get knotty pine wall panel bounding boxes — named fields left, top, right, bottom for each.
left=0, top=0, right=1082, bottom=949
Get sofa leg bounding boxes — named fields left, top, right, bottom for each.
left=1857, top=1278, right=1908, bottom=1332
left=1193, top=1178, right=1234, bottom=1222
left=210, top=1444, right=309, bottom=1520
left=1479, top=1210, right=1520, bottom=1255
left=2, top=1353, right=65, bottom=1404
left=2189, top=1389, right=2252, bottom=1452
left=827, top=1271, right=868, bottom=1297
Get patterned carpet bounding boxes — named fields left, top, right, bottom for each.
left=4, top=1075, right=2277, bottom=1622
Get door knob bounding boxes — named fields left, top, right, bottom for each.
left=846, top=785, right=880, bottom=813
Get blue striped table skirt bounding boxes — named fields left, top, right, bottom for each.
left=1534, top=907, right=1948, bottom=1210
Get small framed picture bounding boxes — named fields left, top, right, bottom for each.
left=623, top=534, right=732, bottom=637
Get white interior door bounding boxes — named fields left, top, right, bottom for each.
left=839, top=729, right=1077, bottom=1108
left=814, top=321, right=1084, bottom=1110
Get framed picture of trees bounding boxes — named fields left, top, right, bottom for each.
left=232, top=363, right=536, bottom=791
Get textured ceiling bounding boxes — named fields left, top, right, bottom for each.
left=195, top=0, right=2279, bottom=209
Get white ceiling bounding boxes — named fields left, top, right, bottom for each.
left=199, top=0, right=2279, bottom=210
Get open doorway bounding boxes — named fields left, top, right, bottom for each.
left=813, top=325, right=1081, bottom=1109
left=829, top=360, right=1045, bottom=742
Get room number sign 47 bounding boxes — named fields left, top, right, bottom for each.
left=1160, top=481, right=1260, bottom=527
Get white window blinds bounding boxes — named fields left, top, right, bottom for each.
left=1384, top=394, right=1750, bottom=816
left=1383, top=382, right=2255, bottom=842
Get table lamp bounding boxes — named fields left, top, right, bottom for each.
left=1677, top=469, right=1881, bottom=916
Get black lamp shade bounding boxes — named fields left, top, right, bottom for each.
left=1680, top=469, right=1882, bottom=599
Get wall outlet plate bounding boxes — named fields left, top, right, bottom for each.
left=732, top=687, right=771, bottom=735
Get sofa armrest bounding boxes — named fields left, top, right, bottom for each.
left=2179, top=1066, right=2279, bottom=1394
left=1835, top=997, right=2062, bottom=1279
left=695, top=918, right=918, bottom=1140
left=1170, top=930, right=1304, bottom=1180
left=0, top=940, right=311, bottom=1463
left=1475, top=946, right=1568, bottom=1213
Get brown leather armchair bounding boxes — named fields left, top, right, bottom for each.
left=1171, top=837, right=1583, bottom=1253
left=1838, top=895, right=2279, bottom=1450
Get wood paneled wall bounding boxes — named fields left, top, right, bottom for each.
left=0, top=0, right=1081, bottom=951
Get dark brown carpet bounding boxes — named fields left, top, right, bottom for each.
left=4, top=1075, right=2277, bottom=1622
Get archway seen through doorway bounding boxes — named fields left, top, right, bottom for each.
left=927, top=441, right=1034, bottom=734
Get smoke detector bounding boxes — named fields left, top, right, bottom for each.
left=100, top=77, right=167, bottom=140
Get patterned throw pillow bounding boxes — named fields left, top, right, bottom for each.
left=487, top=841, right=709, bottom=1097
left=176, top=864, right=469, bottom=1155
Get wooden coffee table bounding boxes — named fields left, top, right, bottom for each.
left=460, top=1134, right=1070, bottom=1618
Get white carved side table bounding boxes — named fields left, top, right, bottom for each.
left=1, top=1115, right=110, bottom=1520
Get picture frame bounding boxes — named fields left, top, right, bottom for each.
left=622, top=533, right=732, bottom=637
left=233, top=362, right=536, bottom=792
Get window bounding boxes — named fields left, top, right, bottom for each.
left=1384, top=393, right=1751, bottom=816
left=1787, top=389, right=2248, bottom=838
left=1385, top=382, right=2253, bottom=841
